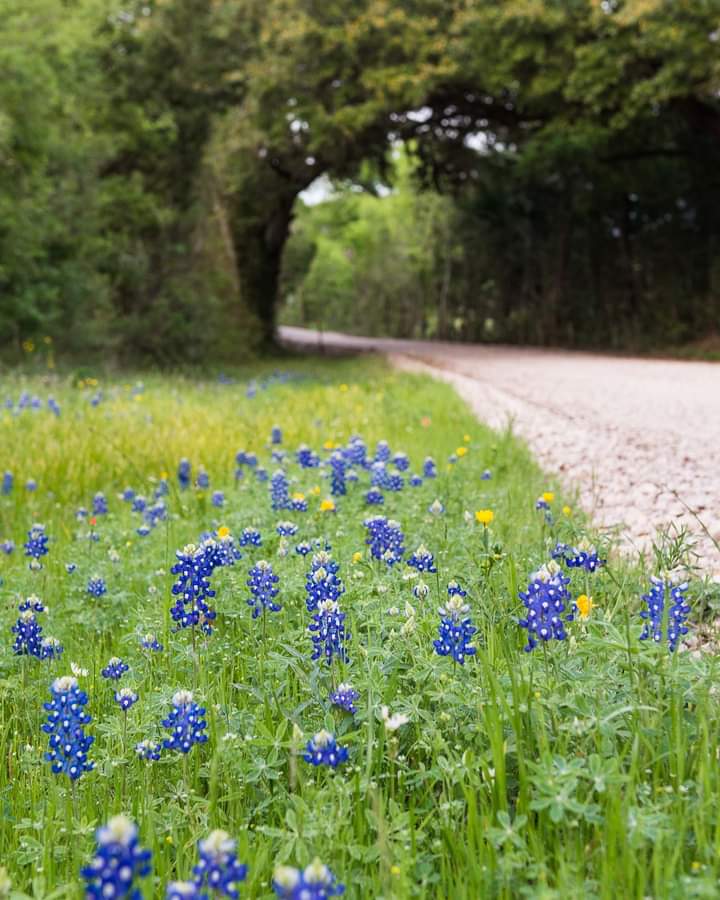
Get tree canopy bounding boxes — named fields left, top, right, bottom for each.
left=2, top=0, right=720, bottom=360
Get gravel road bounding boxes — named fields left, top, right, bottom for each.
left=280, top=326, right=720, bottom=573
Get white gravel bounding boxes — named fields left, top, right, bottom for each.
left=280, top=327, right=720, bottom=573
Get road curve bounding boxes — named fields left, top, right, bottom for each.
left=280, top=326, right=720, bottom=572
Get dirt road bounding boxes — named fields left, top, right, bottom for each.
left=280, top=326, right=720, bottom=572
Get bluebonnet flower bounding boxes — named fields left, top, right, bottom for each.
left=271, top=425, right=283, bottom=445
left=246, top=560, right=281, bottom=618
left=132, top=495, right=147, bottom=512
left=291, top=492, right=308, bottom=512
left=447, top=580, right=467, bottom=598
left=102, top=657, right=129, bottom=680
left=90, top=391, right=103, bottom=407
left=272, top=858, right=345, bottom=899
left=12, top=596, right=46, bottom=656
left=40, top=636, right=64, bottom=660
left=409, top=474, right=423, bottom=487
left=93, top=492, right=108, bottom=515
left=303, top=730, right=348, bottom=768
left=135, top=739, right=162, bottom=762
left=433, top=595, right=477, bottom=665
left=364, top=516, right=405, bottom=566
left=25, top=479, right=37, bottom=492
left=30, top=395, right=41, bottom=410
left=329, top=452, right=346, bottom=497
left=276, top=521, right=298, bottom=537
left=270, top=471, right=291, bottom=510
left=1, top=471, right=13, bottom=495
left=122, top=487, right=135, bottom=502
left=305, top=555, right=345, bottom=612
left=48, top=396, right=61, bottom=416
left=240, top=527, right=262, bottom=547
left=365, top=488, right=384, bottom=505
left=140, top=633, right=163, bottom=652
left=137, top=525, right=151, bottom=537
left=81, top=815, right=151, bottom=898
left=295, top=541, right=313, bottom=556
left=296, top=445, right=320, bottom=468
left=115, top=687, right=139, bottom=711
left=271, top=450, right=286, bottom=466
left=1, top=539, right=14, bottom=554
left=162, top=690, right=208, bottom=754
left=344, top=436, right=367, bottom=467
left=193, top=829, right=247, bottom=898
left=87, top=576, right=107, bottom=598
left=481, top=469, right=492, bottom=480
left=640, top=575, right=691, bottom=651
left=211, top=491, right=225, bottom=508
left=143, top=500, right=168, bottom=531
left=76, top=507, right=89, bottom=520
left=551, top=540, right=605, bottom=573
left=407, top=544, right=437, bottom=573
left=24, top=523, right=49, bottom=567
left=167, top=881, right=206, bottom=899
left=428, top=499, right=444, bottom=516
left=518, top=561, right=573, bottom=652
left=385, top=473, right=404, bottom=492
left=412, top=580, right=430, bottom=600
left=66, top=562, right=76, bottom=573
left=196, top=468, right=210, bottom=489
left=178, top=458, right=192, bottom=490
left=370, top=461, right=387, bottom=488
left=448, top=453, right=458, bottom=464
left=329, top=683, right=359, bottom=714
left=423, top=457, right=437, bottom=479
left=392, top=452, right=409, bottom=471
left=42, top=675, right=94, bottom=780
left=374, top=440, right=391, bottom=462
left=170, top=540, right=227, bottom=633
left=309, top=600, right=350, bottom=664
left=155, top=478, right=169, bottom=498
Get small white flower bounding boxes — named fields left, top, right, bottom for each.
left=381, top=706, right=409, bottom=732
left=71, top=662, right=88, bottom=678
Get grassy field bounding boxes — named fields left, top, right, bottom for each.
left=0, top=357, right=718, bottom=899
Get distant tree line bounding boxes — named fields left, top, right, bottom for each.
left=2, top=0, right=720, bottom=361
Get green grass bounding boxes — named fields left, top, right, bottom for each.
left=0, top=357, right=718, bottom=899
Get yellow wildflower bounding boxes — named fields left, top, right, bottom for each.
left=390, top=865, right=401, bottom=876
left=456, top=446, right=468, bottom=457
left=562, top=505, right=572, bottom=516
left=309, top=486, right=321, bottom=496
left=323, top=440, right=336, bottom=450
left=576, top=594, right=594, bottom=619
left=475, top=509, right=494, bottom=526
left=217, top=526, right=231, bottom=538
left=320, top=499, right=336, bottom=512
left=463, top=434, right=471, bottom=442
left=339, top=383, right=349, bottom=392
left=291, top=492, right=305, bottom=502
left=542, top=492, right=555, bottom=504
left=352, top=551, right=363, bottom=563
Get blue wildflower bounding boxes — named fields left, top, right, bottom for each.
left=40, top=636, right=64, bottom=660
left=392, top=452, right=409, bottom=472
left=407, top=544, right=437, bottom=573
left=552, top=540, right=605, bottom=573
left=196, top=468, right=210, bottom=489
left=297, top=445, right=320, bottom=468
left=87, top=576, right=107, bottom=598
left=409, top=474, right=423, bottom=487
left=93, top=492, right=108, bottom=515
left=48, top=396, right=61, bottom=416
left=364, top=516, right=405, bottom=566
left=155, top=479, right=169, bottom=498
left=1, top=539, right=14, bottom=554
left=211, top=491, right=224, bottom=508
left=329, top=452, right=346, bottom=497
left=365, top=488, right=384, bottom=505
left=162, top=690, right=208, bottom=754
left=329, top=683, right=359, bottom=715
left=344, top=436, right=367, bottom=468
left=423, top=457, right=437, bottom=479
left=303, top=730, right=348, bottom=768
left=115, top=687, right=139, bottom=711
left=271, top=425, right=283, bottom=445
left=132, top=495, right=147, bottom=513
left=481, top=469, right=492, bottom=480
left=66, top=562, right=76, bottom=573
left=122, top=487, right=135, bottom=502
left=428, top=499, right=444, bottom=516
left=167, top=881, right=207, bottom=899
left=102, top=657, right=129, bottom=680
left=518, top=562, right=573, bottom=652
left=135, top=739, right=162, bottom=762
left=193, top=829, right=247, bottom=898
left=178, top=458, right=192, bottom=490
left=24, top=523, right=49, bottom=567
left=272, top=858, right=345, bottom=899
left=12, top=596, right=46, bottom=657
left=433, top=595, right=477, bottom=665
left=412, top=580, right=430, bottom=600
left=140, top=633, right=163, bottom=652
left=270, top=471, right=291, bottom=510
left=374, top=440, right=391, bottom=462
left=240, top=527, right=262, bottom=547
left=308, top=600, right=350, bottom=664
left=276, top=521, right=298, bottom=537
left=81, top=815, right=151, bottom=898
left=385, top=473, right=404, bottom=492
left=246, top=560, right=281, bottom=619
left=640, top=576, right=691, bottom=651
left=76, top=507, right=88, bottom=520
left=447, top=580, right=467, bottom=598
left=42, top=675, right=94, bottom=780
left=1, top=471, right=13, bottom=495
left=295, top=541, right=313, bottom=556
left=25, top=479, right=37, bottom=492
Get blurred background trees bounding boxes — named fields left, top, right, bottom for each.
left=2, top=0, right=720, bottom=362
